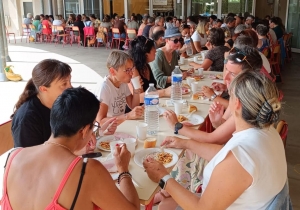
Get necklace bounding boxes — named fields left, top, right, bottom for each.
left=44, top=141, right=75, bottom=155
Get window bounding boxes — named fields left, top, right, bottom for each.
left=64, top=0, right=80, bottom=17
left=84, top=0, right=100, bottom=18
left=191, top=0, right=218, bottom=16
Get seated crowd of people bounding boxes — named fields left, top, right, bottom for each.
left=3, top=12, right=291, bottom=209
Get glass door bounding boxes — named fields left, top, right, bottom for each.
left=287, top=0, right=300, bottom=50
left=64, top=0, right=80, bottom=17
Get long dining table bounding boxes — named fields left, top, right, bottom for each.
left=97, top=70, right=223, bottom=205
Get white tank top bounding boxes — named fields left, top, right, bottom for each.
left=202, top=126, right=287, bottom=209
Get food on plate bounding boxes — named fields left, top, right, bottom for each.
left=145, top=152, right=173, bottom=164
left=193, top=75, right=202, bottom=81
left=144, top=138, right=157, bottom=148
left=177, top=115, right=188, bottom=122
left=188, top=104, right=197, bottom=113
left=99, top=141, right=110, bottom=150
left=182, top=83, right=190, bottom=89
left=216, top=74, right=223, bottom=79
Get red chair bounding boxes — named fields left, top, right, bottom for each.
left=54, top=26, right=71, bottom=47
left=268, top=44, right=282, bottom=82
left=21, top=24, right=31, bottom=43
left=5, top=27, right=16, bottom=44
left=276, top=120, right=288, bottom=148
left=83, top=27, right=96, bottom=47
left=103, top=27, right=111, bottom=49
left=111, top=28, right=125, bottom=49
left=124, top=28, right=137, bottom=49
left=71, top=26, right=81, bottom=47
left=283, top=33, right=293, bottom=63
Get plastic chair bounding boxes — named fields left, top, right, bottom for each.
left=5, top=27, right=16, bottom=44
left=42, top=24, right=52, bottom=43
left=29, top=24, right=41, bottom=43
left=276, top=120, right=288, bottom=148
left=269, top=44, right=282, bottom=82
left=111, top=28, right=125, bottom=49
left=0, top=120, right=14, bottom=156
left=283, top=33, right=293, bottom=63
left=125, top=28, right=137, bottom=47
left=262, top=47, right=270, bottom=58
left=71, top=26, right=81, bottom=47
left=21, top=24, right=31, bottom=43
left=103, top=27, right=111, bottom=49
left=83, top=27, right=96, bottom=47
left=54, top=26, right=71, bottom=47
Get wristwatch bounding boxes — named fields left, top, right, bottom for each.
left=159, top=175, right=173, bottom=189
left=174, top=122, right=183, bottom=134
left=210, top=93, right=217, bottom=101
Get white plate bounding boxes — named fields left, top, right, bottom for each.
left=96, top=135, right=115, bottom=151
left=184, top=114, right=204, bottom=126
left=182, top=87, right=191, bottom=95
left=134, top=148, right=179, bottom=168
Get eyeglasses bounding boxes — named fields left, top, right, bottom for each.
left=122, top=66, right=135, bottom=74
left=170, top=37, right=183, bottom=44
left=227, top=47, right=253, bottom=69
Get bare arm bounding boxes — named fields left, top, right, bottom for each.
left=88, top=159, right=140, bottom=209
left=96, top=102, right=126, bottom=125
left=126, top=92, right=140, bottom=109
left=164, top=152, right=252, bottom=209
left=190, top=58, right=213, bottom=70
left=193, top=41, right=202, bottom=52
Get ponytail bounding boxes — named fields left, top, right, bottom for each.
left=11, top=79, right=38, bottom=118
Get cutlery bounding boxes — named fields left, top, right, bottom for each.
left=186, top=110, right=196, bottom=118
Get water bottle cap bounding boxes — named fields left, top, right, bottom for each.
left=198, top=68, right=204, bottom=70
left=149, top=83, right=154, bottom=86
left=175, top=65, right=179, bottom=68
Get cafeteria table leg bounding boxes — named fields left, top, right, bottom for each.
left=145, top=197, right=154, bottom=210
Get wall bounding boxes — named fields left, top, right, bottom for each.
left=4, top=0, right=22, bottom=35
left=255, top=0, right=287, bottom=24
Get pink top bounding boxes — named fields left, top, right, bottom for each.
left=42, top=20, right=52, bottom=35
left=1, top=149, right=100, bottom=210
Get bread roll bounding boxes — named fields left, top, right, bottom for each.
left=144, top=138, right=157, bottom=148
left=192, top=93, right=199, bottom=100
left=188, top=105, right=197, bottom=113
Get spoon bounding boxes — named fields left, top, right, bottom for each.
left=186, top=110, right=196, bottom=118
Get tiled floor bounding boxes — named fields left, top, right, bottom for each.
left=1, top=40, right=299, bottom=209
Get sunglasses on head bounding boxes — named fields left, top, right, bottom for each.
left=170, top=37, right=184, bottom=44
left=227, top=47, right=253, bottom=69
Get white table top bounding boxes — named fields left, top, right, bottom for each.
left=97, top=70, right=223, bottom=204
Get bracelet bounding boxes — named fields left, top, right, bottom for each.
left=119, top=175, right=132, bottom=183
left=118, top=171, right=132, bottom=184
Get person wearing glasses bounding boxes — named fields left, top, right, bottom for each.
left=145, top=71, right=287, bottom=210
left=190, top=28, right=230, bottom=72
left=129, top=36, right=172, bottom=103
left=2, top=87, right=140, bottom=210
left=96, top=50, right=144, bottom=125
left=11, top=59, right=117, bottom=152
left=151, top=46, right=263, bottom=205
left=149, top=27, right=188, bottom=88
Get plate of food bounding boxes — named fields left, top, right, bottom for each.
left=182, top=84, right=191, bottom=95
left=134, top=148, right=178, bottom=168
left=177, top=113, right=204, bottom=126
left=96, top=135, right=115, bottom=151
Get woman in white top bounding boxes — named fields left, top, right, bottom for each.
left=191, top=20, right=208, bottom=52
left=144, top=70, right=287, bottom=210
left=96, top=51, right=144, bottom=125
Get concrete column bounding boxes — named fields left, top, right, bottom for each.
left=187, top=0, right=191, bottom=17
left=99, top=0, right=103, bottom=20
left=0, top=0, right=7, bottom=81
left=181, top=0, right=185, bottom=19
left=274, top=0, right=279, bottom=16
left=41, top=0, right=45, bottom=14
left=149, top=0, right=153, bottom=17
left=48, top=0, right=53, bottom=14
left=124, top=0, right=128, bottom=19
left=245, top=0, right=248, bottom=12
left=217, top=0, right=222, bottom=19
left=57, top=0, right=63, bottom=14
left=0, top=0, right=10, bottom=63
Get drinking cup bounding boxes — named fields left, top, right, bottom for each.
left=122, top=138, right=136, bottom=157
left=109, top=140, right=124, bottom=155
left=131, top=76, right=141, bottom=89
left=186, top=77, right=196, bottom=86
left=136, top=122, right=147, bottom=140
left=191, top=82, right=199, bottom=93
left=174, top=101, right=183, bottom=115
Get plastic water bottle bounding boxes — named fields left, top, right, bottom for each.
left=184, top=35, right=193, bottom=56
left=144, top=84, right=159, bottom=135
left=171, top=66, right=183, bottom=102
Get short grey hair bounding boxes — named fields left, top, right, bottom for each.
left=234, top=24, right=247, bottom=34
left=27, top=13, right=33, bottom=18
left=106, top=50, right=132, bottom=70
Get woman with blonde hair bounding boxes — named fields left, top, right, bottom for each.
left=191, top=20, right=208, bottom=52
left=145, top=71, right=287, bottom=209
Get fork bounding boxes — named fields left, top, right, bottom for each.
left=160, top=145, right=165, bottom=154
left=186, top=110, right=196, bottom=118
